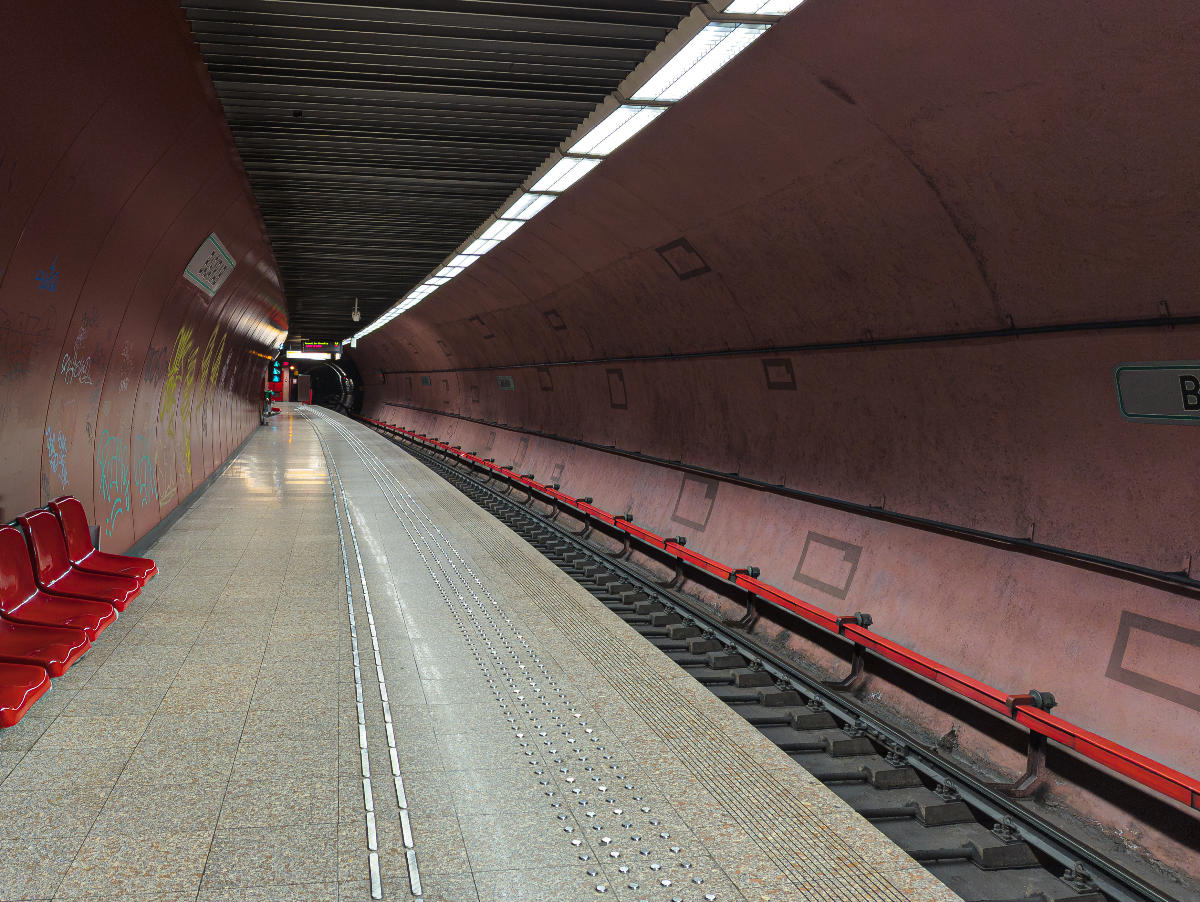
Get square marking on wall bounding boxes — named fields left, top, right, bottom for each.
left=607, top=368, right=627, bottom=410
left=670, top=475, right=718, bottom=532
left=1106, top=611, right=1200, bottom=712
left=513, top=436, right=530, bottom=467
left=537, top=367, right=553, bottom=391
left=471, top=384, right=480, bottom=403
left=420, top=375, right=432, bottom=387
left=437, top=339, right=452, bottom=358
left=762, top=358, right=797, bottom=390
left=550, top=462, right=565, bottom=485
left=468, top=314, right=495, bottom=339
left=793, top=532, right=862, bottom=600
left=484, top=431, right=496, bottom=451
left=497, top=374, right=516, bottom=391
left=543, top=309, right=567, bottom=331
left=656, top=238, right=711, bottom=281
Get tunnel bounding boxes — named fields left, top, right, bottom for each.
left=0, top=1, right=1197, bottom=900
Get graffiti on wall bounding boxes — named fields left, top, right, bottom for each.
left=97, top=429, right=130, bottom=536
left=35, top=255, right=59, bottom=293
left=159, top=325, right=227, bottom=478
left=60, top=325, right=94, bottom=385
left=45, top=428, right=68, bottom=488
left=132, top=433, right=157, bottom=507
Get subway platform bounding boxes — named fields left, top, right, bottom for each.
left=0, top=407, right=959, bottom=902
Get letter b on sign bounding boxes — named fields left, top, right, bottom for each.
left=1181, top=375, right=1200, bottom=411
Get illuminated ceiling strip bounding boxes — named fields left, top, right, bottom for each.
left=348, top=0, right=803, bottom=343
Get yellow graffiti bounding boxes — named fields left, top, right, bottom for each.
left=159, top=324, right=228, bottom=479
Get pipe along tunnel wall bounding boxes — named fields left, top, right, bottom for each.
left=350, top=0, right=1200, bottom=873
left=0, top=1, right=287, bottom=550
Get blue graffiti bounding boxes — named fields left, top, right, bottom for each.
left=132, top=434, right=157, bottom=506
left=35, top=255, right=58, bottom=292
left=45, top=428, right=68, bottom=488
left=97, top=429, right=130, bottom=535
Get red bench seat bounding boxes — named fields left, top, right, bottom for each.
left=0, top=525, right=117, bottom=641
left=0, top=663, right=50, bottom=729
left=18, top=511, right=140, bottom=611
left=49, top=497, right=157, bottom=586
left=0, top=619, right=89, bottom=677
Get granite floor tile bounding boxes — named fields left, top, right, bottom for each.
left=219, top=776, right=339, bottom=828
left=63, top=686, right=168, bottom=717
left=231, top=739, right=338, bottom=782
left=241, top=707, right=339, bottom=743
left=0, top=786, right=108, bottom=837
left=158, top=683, right=254, bottom=714
left=0, top=714, right=53, bottom=751
left=140, top=711, right=246, bottom=744
left=401, top=872, right=479, bottom=902
left=92, top=779, right=226, bottom=835
left=33, top=714, right=151, bottom=750
left=0, top=748, right=128, bottom=793
left=119, top=738, right=238, bottom=785
left=459, top=811, right=585, bottom=872
left=471, top=865, right=617, bottom=902
left=249, top=680, right=340, bottom=712
left=0, top=833, right=86, bottom=900
left=199, top=882, right=339, bottom=902
left=55, top=829, right=211, bottom=898
left=201, top=824, right=338, bottom=890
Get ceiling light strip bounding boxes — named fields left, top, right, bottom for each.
left=348, top=0, right=804, bottom=342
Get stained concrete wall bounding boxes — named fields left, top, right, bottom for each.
left=0, top=0, right=287, bottom=550
left=351, top=0, right=1200, bottom=810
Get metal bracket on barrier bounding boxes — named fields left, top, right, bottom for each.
left=613, top=514, right=634, bottom=558
left=723, top=569, right=762, bottom=630
left=656, top=538, right=689, bottom=589
left=824, top=613, right=874, bottom=691
left=988, top=691, right=1057, bottom=798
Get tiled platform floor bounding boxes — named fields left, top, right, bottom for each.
left=0, top=406, right=960, bottom=902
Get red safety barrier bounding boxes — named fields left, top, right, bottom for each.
left=362, top=416, right=1200, bottom=812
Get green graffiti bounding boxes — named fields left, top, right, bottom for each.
left=97, top=429, right=130, bottom=536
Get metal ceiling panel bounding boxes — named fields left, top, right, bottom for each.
left=182, top=0, right=700, bottom=339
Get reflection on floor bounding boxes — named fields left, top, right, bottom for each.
left=0, top=406, right=958, bottom=902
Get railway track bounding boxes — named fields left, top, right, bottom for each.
left=364, top=417, right=1179, bottom=902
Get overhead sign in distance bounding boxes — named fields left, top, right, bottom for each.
left=1114, top=362, right=1200, bottom=424
left=183, top=233, right=236, bottom=297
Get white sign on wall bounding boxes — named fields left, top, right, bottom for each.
left=183, top=233, right=236, bottom=297
left=1114, top=362, right=1200, bottom=424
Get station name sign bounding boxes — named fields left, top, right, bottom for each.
left=1114, top=362, right=1200, bottom=424
left=183, top=233, right=236, bottom=297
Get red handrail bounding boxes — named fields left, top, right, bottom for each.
left=363, top=417, right=1200, bottom=813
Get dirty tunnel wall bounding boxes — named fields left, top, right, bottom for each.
left=351, top=0, right=1200, bottom=781
left=0, top=0, right=287, bottom=550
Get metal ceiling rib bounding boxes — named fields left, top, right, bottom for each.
left=182, top=0, right=700, bottom=339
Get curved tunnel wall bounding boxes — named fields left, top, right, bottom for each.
left=352, top=0, right=1200, bottom=788
left=0, top=0, right=286, bottom=551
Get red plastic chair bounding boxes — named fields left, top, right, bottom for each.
left=48, top=497, right=157, bottom=586
left=0, top=662, right=50, bottom=728
left=0, top=618, right=89, bottom=677
left=0, top=525, right=117, bottom=640
left=18, top=511, right=140, bottom=611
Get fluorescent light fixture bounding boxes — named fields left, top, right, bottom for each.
left=436, top=265, right=464, bottom=278
left=465, top=237, right=500, bottom=255
left=569, top=105, right=667, bottom=157
left=451, top=254, right=479, bottom=268
left=426, top=276, right=450, bottom=285
left=724, top=0, right=803, bottom=12
left=531, top=156, right=601, bottom=193
left=286, top=350, right=331, bottom=360
left=632, top=22, right=768, bottom=102
left=501, top=192, right=556, bottom=221
left=480, top=218, right=524, bottom=242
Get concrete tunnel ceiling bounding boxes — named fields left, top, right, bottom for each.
left=181, top=0, right=703, bottom=340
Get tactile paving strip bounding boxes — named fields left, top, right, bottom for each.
left=479, top=542, right=912, bottom=902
